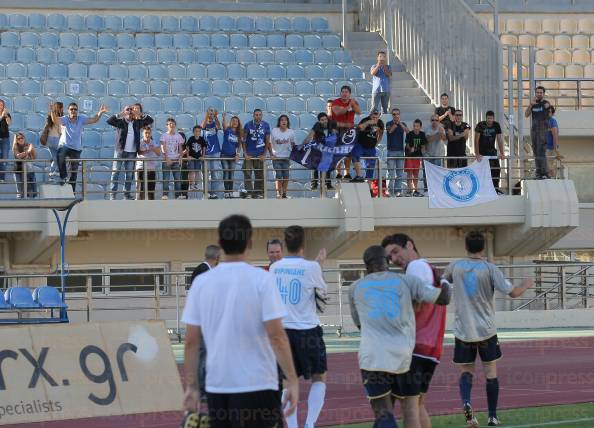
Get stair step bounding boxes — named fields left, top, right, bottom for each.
left=390, top=88, right=424, bottom=97
left=391, top=80, right=418, bottom=88
left=347, top=32, right=385, bottom=41
left=389, top=95, right=430, bottom=104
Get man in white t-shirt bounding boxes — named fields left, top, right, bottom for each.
left=182, top=214, right=298, bottom=428
left=270, top=225, right=328, bottom=428
left=424, top=114, right=446, bottom=168
left=160, top=117, right=185, bottom=200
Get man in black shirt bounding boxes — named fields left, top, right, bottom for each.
left=304, top=112, right=336, bottom=190
left=351, top=110, right=384, bottom=182
left=474, top=111, right=504, bottom=193
left=447, top=110, right=470, bottom=168
left=524, top=86, right=551, bottom=179
left=185, top=125, right=207, bottom=195
left=0, top=99, right=12, bottom=182
left=435, top=93, right=456, bottom=131
left=404, top=119, right=427, bottom=196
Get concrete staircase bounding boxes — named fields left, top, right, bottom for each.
left=346, top=32, right=436, bottom=124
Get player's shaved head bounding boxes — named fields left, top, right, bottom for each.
left=363, top=245, right=388, bottom=274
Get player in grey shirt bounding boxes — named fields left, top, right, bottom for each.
left=442, top=231, right=532, bottom=428
left=350, top=245, right=451, bottom=428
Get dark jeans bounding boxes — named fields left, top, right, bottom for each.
left=531, top=126, right=548, bottom=177
left=489, top=158, right=500, bottom=189
left=14, top=165, right=37, bottom=198
left=137, top=169, right=156, bottom=200
left=447, top=156, right=467, bottom=169
left=312, top=170, right=332, bottom=188
left=0, top=137, right=10, bottom=180
left=242, top=158, right=263, bottom=197
left=110, top=151, right=136, bottom=198
left=221, top=158, right=236, bottom=192
left=57, top=146, right=81, bottom=192
left=162, top=161, right=181, bottom=198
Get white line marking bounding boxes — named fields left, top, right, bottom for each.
left=505, top=416, right=594, bottom=428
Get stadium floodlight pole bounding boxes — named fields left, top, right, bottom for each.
left=342, top=0, right=347, bottom=48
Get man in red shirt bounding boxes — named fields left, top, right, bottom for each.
left=332, top=85, right=361, bottom=179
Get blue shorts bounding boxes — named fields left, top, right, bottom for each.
left=350, top=144, right=377, bottom=163
left=272, top=159, right=290, bottom=180
left=454, top=335, right=502, bottom=364
left=188, top=159, right=202, bottom=171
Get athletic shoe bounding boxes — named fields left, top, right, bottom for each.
left=350, top=176, right=365, bottom=183
left=463, top=403, right=479, bottom=428
left=344, top=174, right=352, bottom=180
left=335, top=173, right=343, bottom=179
left=208, top=194, right=218, bottom=199
left=487, top=416, right=500, bottom=426
left=326, top=183, right=334, bottom=190
left=161, top=195, right=168, bottom=200
left=412, top=191, right=422, bottom=197
left=311, top=181, right=318, bottom=190
left=496, top=189, right=504, bottom=195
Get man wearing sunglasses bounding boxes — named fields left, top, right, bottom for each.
left=107, top=103, right=154, bottom=200
left=51, top=102, right=108, bottom=191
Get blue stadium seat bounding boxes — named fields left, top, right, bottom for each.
left=304, top=35, right=322, bottom=48
left=138, top=49, right=157, bottom=64
left=218, top=16, right=236, bottom=31
left=345, top=65, right=364, bottom=79
left=14, top=96, right=34, bottom=113
left=267, top=34, right=285, bottom=48
left=154, top=113, right=170, bottom=131
left=294, top=49, right=313, bottom=64
left=215, top=49, right=235, bottom=64
left=97, top=49, right=117, bottom=64
left=292, top=17, right=310, bottom=32
left=0, top=80, right=18, bottom=96
left=67, top=14, right=85, bottom=31
left=286, top=64, right=305, bottom=79
left=212, top=80, right=232, bottom=96
left=230, top=34, right=248, bottom=48
left=36, top=47, right=57, bottom=65
left=34, top=287, right=67, bottom=309
left=162, top=16, right=180, bottom=32
left=286, top=34, right=304, bottom=49
left=22, top=81, right=42, bottom=96
left=257, top=49, right=274, bottom=64
left=183, top=96, right=203, bottom=113
left=314, top=49, right=333, bottom=64
left=0, top=14, right=7, bottom=30
left=7, top=63, right=26, bottom=78
left=267, top=65, right=286, bottom=80
left=225, top=96, right=244, bottom=114
left=171, top=79, right=191, bottom=96
left=79, top=33, right=98, bottom=49
left=253, top=80, right=273, bottom=96
left=173, top=34, right=192, bottom=49
left=157, top=48, right=177, bottom=64
left=128, top=64, right=148, bottom=80
left=176, top=114, right=195, bottom=132
left=9, top=13, right=28, bottom=29
left=27, top=63, right=46, bottom=79
left=90, top=164, right=112, bottom=182
left=180, top=16, right=198, bottom=32
left=39, top=33, right=59, bottom=48
left=355, top=81, right=372, bottom=96
left=274, top=81, right=294, bottom=96
left=86, top=80, right=106, bottom=96
left=307, top=97, right=326, bottom=112
left=334, top=50, right=352, bottom=64
left=83, top=131, right=102, bottom=149
left=68, top=63, right=87, bottom=79
left=305, top=64, right=324, bottom=79
left=294, top=80, right=315, bottom=96
left=47, top=63, right=67, bottom=79
left=29, top=13, right=46, bottom=30
left=199, top=15, right=217, bottom=31
left=156, top=34, right=173, bottom=49
left=1, top=32, right=19, bottom=47
left=0, top=64, right=4, bottom=79
left=192, top=34, right=210, bottom=48
left=34, top=96, right=50, bottom=113
left=44, top=80, right=65, bottom=95
left=275, top=17, right=292, bottom=32
left=47, top=14, right=67, bottom=31
left=203, top=96, right=224, bottom=112
left=237, top=49, right=256, bottom=64
left=108, top=80, right=128, bottom=96
left=129, top=80, right=149, bottom=95
left=20, top=32, right=39, bottom=47
left=246, top=96, right=266, bottom=112
left=275, top=49, right=294, bottom=65
left=325, top=65, right=344, bottom=79
left=117, top=49, right=137, bottom=64
left=299, top=113, right=317, bottom=129
left=76, top=48, right=96, bottom=64
left=323, top=35, right=341, bottom=48
left=233, top=80, right=253, bottom=96
left=168, top=64, right=186, bottom=79
left=238, top=113, right=252, bottom=125
left=188, top=64, right=207, bottom=78
left=267, top=97, right=285, bottom=113
left=123, top=15, right=141, bottom=32
left=162, top=96, right=182, bottom=113
left=311, top=17, right=330, bottom=32
left=136, top=34, right=155, bottom=49
left=207, top=63, right=226, bottom=79
left=10, top=112, right=24, bottom=129
left=86, top=15, right=104, bottom=31
left=237, top=16, right=255, bottom=32
left=104, top=15, right=123, bottom=32
left=211, top=34, right=230, bottom=48
left=316, top=80, right=335, bottom=96
left=109, top=64, right=128, bottom=80
left=178, top=49, right=195, bottom=64
left=247, top=64, right=266, bottom=80
left=196, top=49, right=216, bottom=64
left=142, top=15, right=161, bottom=32
left=256, top=17, right=274, bottom=32
left=150, top=80, right=169, bottom=96
left=117, top=33, right=135, bottom=48
left=227, top=64, right=246, bottom=79
left=16, top=47, right=35, bottom=64
left=141, top=96, right=162, bottom=113
left=101, top=96, right=120, bottom=114
left=148, top=64, right=167, bottom=79
left=5, top=287, right=39, bottom=309
left=248, top=34, right=267, bottom=48
left=294, top=130, right=310, bottom=146
left=0, top=47, right=15, bottom=63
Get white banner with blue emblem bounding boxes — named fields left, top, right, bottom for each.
left=424, top=159, right=498, bottom=208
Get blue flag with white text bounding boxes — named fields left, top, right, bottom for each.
left=290, top=128, right=357, bottom=172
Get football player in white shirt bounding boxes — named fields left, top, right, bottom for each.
left=270, top=225, right=328, bottom=428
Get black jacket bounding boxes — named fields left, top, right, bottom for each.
left=107, top=114, right=154, bottom=153
left=190, top=262, right=211, bottom=283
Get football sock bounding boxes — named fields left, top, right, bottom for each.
left=305, top=382, right=326, bottom=427
left=459, top=372, right=473, bottom=405
left=486, top=377, right=499, bottom=418
left=372, top=412, right=398, bottom=428
left=283, top=389, right=298, bottom=428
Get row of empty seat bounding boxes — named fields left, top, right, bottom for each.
left=484, top=16, right=594, bottom=35
left=1, top=286, right=66, bottom=310
left=0, top=14, right=330, bottom=33
left=502, top=33, right=594, bottom=50
left=503, top=48, right=594, bottom=65
left=0, top=32, right=342, bottom=49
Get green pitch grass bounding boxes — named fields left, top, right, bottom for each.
left=327, top=402, right=594, bottom=428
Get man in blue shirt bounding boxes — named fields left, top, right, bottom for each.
left=370, top=51, right=392, bottom=114
left=242, top=109, right=271, bottom=199
left=546, top=106, right=562, bottom=178
left=51, top=102, right=108, bottom=191
left=385, top=108, right=408, bottom=197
